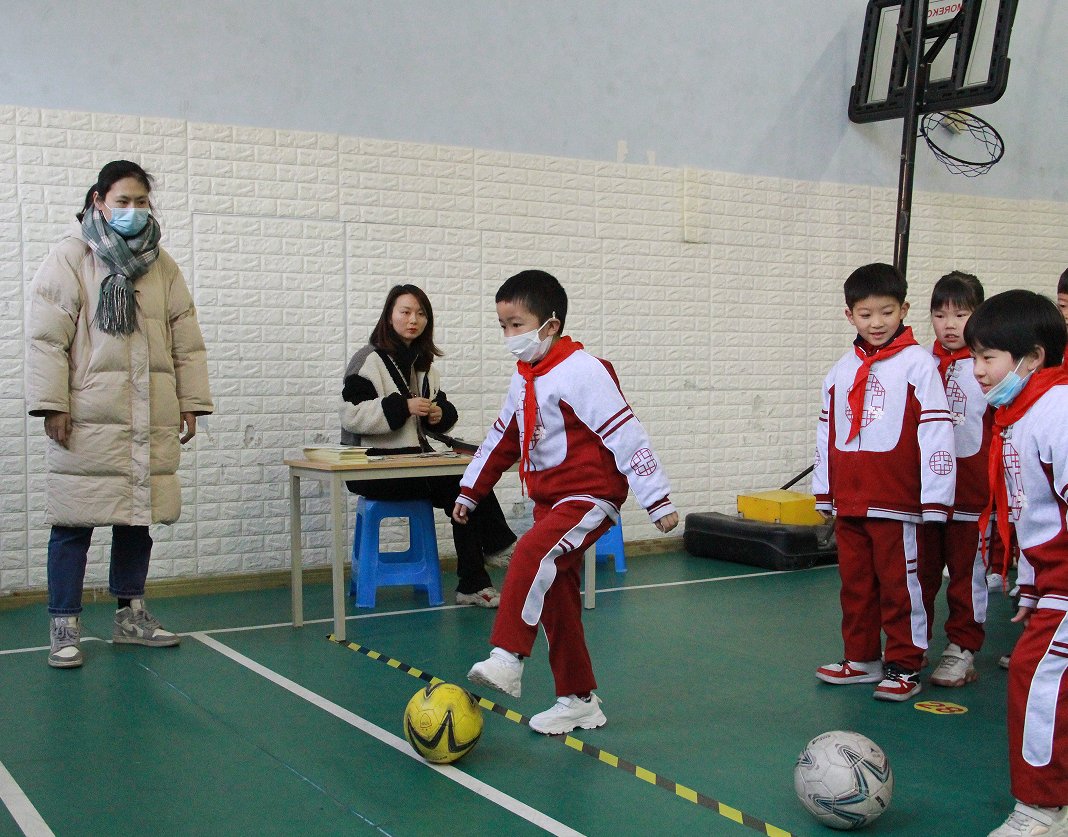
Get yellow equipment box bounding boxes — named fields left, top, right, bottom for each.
left=737, top=489, right=825, bottom=526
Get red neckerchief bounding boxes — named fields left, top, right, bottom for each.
left=979, top=365, right=1068, bottom=574
left=515, top=336, right=582, bottom=494
left=845, top=326, right=918, bottom=442
left=932, top=341, right=970, bottom=383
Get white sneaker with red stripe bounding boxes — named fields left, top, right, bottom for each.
left=815, top=659, right=883, bottom=684
left=873, top=663, right=922, bottom=701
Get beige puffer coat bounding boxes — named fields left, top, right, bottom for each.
left=26, top=223, right=213, bottom=527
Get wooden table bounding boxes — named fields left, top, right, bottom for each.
left=285, top=456, right=598, bottom=641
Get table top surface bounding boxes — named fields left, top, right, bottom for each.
left=284, top=454, right=473, bottom=472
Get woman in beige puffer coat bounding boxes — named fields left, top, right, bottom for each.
left=26, top=160, right=213, bottom=669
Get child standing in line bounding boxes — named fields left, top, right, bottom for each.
left=920, top=271, right=993, bottom=688
left=813, top=263, right=956, bottom=702
left=452, top=269, right=678, bottom=735
left=965, top=291, right=1068, bottom=837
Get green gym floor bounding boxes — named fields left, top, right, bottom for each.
left=0, top=550, right=1020, bottom=837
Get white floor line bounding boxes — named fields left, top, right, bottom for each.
left=0, top=565, right=834, bottom=654
left=191, top=632, right=584, bottom=837
left=0, top=637, right=107, bottom=656
left=0, top=758, right=54, bottom=837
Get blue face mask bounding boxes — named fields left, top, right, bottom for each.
left=984, top=358, right=1030, bottom=408
left=106, top=207, right=151, bottom=237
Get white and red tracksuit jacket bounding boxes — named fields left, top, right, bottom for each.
left=998, top=385, right=1068, bottom=609
left=814, top=340, right=956, bottom=522
left=456, top=348, right=675, bottom=523
left=938, top=352, right=993, bottom=521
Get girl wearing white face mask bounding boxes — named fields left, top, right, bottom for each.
left=26, top=160, right=213, bottom=668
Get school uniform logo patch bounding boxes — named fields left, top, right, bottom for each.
left=1002, top=442, right=1023, bottom=522
left=631, top=448, right=657, bottom=476
left=945, top=378, right=967, bottom=426
left=844, top=375, right=886, bottom=428
left=929, top=450, right=954, bottom=476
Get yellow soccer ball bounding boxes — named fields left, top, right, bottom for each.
left=403, top=683, right=484, bottom=764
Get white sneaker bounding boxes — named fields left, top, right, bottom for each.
left=988, top=802, right=1068, bottom=836
left=48, top=616, right=83, bottom=669
left=529, top=694, right=607, bottom=735
left=485, top=546, right=513, bottom=569
left=815, top=659, right=883, bottom=684
left=456, top=587, right=501, bottom=608
left=987, top=573, right=1005, bottom=590
left=113, top=598, right=180, bottom=647
left=930, top=643, right=978, bottom=688
left=468, top=647, right=523, bottom=698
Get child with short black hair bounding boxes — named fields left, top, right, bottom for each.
left=453, top=269, right=678, bottom=734
left=813, top=262, right=956, bottom=702
left=919, top=271, right=992, bottom=688
left=965, top=290, right=1068, bottom=837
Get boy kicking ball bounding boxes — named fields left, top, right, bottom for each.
left=453, top=270, right=678, bottom=735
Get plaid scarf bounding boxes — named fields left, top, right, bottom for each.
left=79, top=208, right=162, bottom=336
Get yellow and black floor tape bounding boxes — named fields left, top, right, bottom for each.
left=328, top=634, right=793, bottom=837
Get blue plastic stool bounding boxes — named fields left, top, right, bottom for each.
left=348, top=498, right=444, bottom=608
left=595, top=517, right=627, bottom=573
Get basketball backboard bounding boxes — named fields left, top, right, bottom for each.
left=848, top=0, right=1017, bottom=123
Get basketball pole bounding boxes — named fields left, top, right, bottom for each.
left=893, top=0, right=927, bottom=278
left=893, top=0, right=962, bottom=277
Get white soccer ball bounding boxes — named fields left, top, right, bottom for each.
left=794, top=730, right=894, bottom=830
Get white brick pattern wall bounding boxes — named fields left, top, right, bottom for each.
left=2, top=104, right=1067, bottom=594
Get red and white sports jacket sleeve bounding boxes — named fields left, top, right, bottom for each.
left=455, top=376, right=523, bottom=509
left=813, top=368, right=833, bottom=512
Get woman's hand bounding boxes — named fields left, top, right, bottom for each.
left=180, top=412, right=197, bottom=444
left=408, top=397, right=433, bottom=417
left=43, top=412, right=72, bottom=448
left=451, top=502, right=469, bottom=525
left=426, top=404, right=443, bottom=425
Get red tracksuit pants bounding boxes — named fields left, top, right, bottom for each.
left=489, top=498, right=614, bottom=697
left=1008, top=601, right=1068, bottom=807
left=835, top=517, right=929, bottom=672
left=919, top=520, right=988, bottom=652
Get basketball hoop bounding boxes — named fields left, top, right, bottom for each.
left=919, top=109, right=1005, bottom=177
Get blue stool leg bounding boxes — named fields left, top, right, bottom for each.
left=355, top=499, right=384, bottom=609
left=349, top=498, right=364, bottom=597
left=595, top=518, right=627, bottom=573
left=409, top=501, right=444, bottom=606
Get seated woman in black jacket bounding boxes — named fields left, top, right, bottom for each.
left=340, top=284, right=516, bottom=607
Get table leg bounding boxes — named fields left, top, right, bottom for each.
left=330, top=473, right=348, bottom=641
left=290, top=473, right=303, bottom=627
left=583, top=545, right=596, bottom=609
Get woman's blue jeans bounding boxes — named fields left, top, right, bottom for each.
left=47, top=525, right=153, bottom=616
